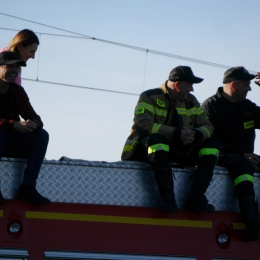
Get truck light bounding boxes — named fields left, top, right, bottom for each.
left=217, top=233, right=229, bottom=244
left=9, top=221, right=21, bottom=234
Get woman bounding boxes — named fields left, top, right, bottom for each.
left=0, top=29, right=39, bottom=85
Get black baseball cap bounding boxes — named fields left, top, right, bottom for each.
left=223, top=66, right=255, bottom=84
left=0, top=51, right=26, bottom=67
left=168, top=66, right=203, bottom=83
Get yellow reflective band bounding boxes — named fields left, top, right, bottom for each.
left=135, top=102, right=167, bottom=117
left=199, top=126, right=211, bottom=138
left=148, top=143, right=169, bottom=154
left=136, top=107, right=145, bottom=115
left=199, top=148, right=219, bottom=157
left=234, top=174, right=254, bottom=186
left=0, top=210, right=3, bottom=217
left=244, top=120, right=255, bottom=129
left=196, top=107, right=205, bottom=115
left=151, top=123, right=162, bottom=134
left=176, top=107, right=205, bottom=116
left=135, top=102, right=155, bottom=115
left=156, top=99, right=165, bottom=108
left=123, top=140, right=138, bottom=152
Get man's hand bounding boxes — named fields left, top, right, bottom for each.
left=25, top=119, right=38, bottom=130
left=244, top=153, right=260, bottom=166
left=13, top=120, right=38, bottom=133
left=180, top=127, right=196, bottom=145
left=255, top=72, right=260, bottom=87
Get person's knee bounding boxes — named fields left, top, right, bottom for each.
left=238, top=158, right=255, bottom=174
left=202, top=137, right=221, bottom=150
left=0, top=129, right=5, bottom=142
left=146, top=134, right=169, bottom=168
left=146, top=134, right=168, bottom=147
left=37, top=129, right=49, bottom=145
left=227, top=157, right=255, bottom=175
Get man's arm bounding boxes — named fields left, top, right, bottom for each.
left=202, top=99, right=244, bottom=155
left=13, top=120, right=39, bottom=133
left=191, top=97, right=214, bottom=145
left=17, top=87, right=43, bottom=129
left=134, top=92, right=178, bottom=143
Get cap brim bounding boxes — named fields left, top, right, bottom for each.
left=248, top=74, right=255, bottom=80
left=4, top=60, right=26, bottom=67
left=186, top=76, right=204, bottom=84
left=236, top=74, right=255, bottom=82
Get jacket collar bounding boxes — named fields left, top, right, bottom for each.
left=216, top=86, right=246, bottom=107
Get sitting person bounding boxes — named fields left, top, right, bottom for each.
left=0, top=29, right=39, bottom=85
left=0, top=51, right=49, bottom=205
left=202, top=67, right=260, bottom=241
left=121, top=66, right=220, bottom=213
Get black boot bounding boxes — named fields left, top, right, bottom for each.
left=153, top=168, right=178, bottom=213
left=0, top=190, right=4, bottom=204
left=16, top=185, right=50, bottom=205
left=185, top=171, right=214, bottom=213
left=239, top=195, right=260, bottom=241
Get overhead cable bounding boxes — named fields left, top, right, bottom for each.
left=23, top=78, right=140, bottom=96
left=0, top=14, right=257, bottom=73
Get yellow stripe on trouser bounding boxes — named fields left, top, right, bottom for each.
left=148, top=143, right=169, bottom=154
left=234, top=174, right=254, bottom=186
left=199, top=148, right=219, bottom=157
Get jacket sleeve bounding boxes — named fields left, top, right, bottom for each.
left=18, top=88, right=43, bottom=129
left=134, top=92, right=178, bottom=142
left=192, top=97, right=213, bottom=144
left=202, top=99, right=244, bottom=155
left=252, top=102, right=260, bottom=129
left=0, top=119, right=15, bottom=130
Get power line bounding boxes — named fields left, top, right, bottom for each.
left=23, top=78, right=140, bottom=96
left=0, top=14, right=257, bottom=73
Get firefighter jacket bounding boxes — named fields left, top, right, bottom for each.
left=202, top=87, right=260, bottom=156
left=121, top=81, right=214, bottom=160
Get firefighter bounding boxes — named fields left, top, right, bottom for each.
left=121, top=66, right=220, bottom=213
left=202, top=67, right=260, bottom=241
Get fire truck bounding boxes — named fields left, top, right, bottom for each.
left=0, top=157, right=259, bottom=260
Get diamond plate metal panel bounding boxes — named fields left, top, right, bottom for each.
left=0, top=158, right=259, bottom=212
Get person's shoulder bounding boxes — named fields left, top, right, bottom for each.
left=0, top=47, right=8, bottom=53
left=141, top=88, right=164, bottom=97
left=203, top=93, right=218, bottom=104
left=202, top=89, right=221, bottom=107
left=244, top=98, right=258, bottom=108
left=187, top=93, right=202, bottom=105
left=9, top=83, right=26, bottom=94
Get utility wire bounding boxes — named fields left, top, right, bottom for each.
left=0, top=14, right=257, bottom=73
left=23, top=78, right=140, bottom=96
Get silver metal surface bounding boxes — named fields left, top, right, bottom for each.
left=44, top=250, right=195, bottom=260
left=0, top=248, right=28, bottom=257
left=0, top=157, right=259, bottom=212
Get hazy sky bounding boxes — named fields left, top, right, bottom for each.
left=0, top=0, right=260, bottom=161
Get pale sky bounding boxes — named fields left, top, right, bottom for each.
left=0, top=0, right=260, bottom=161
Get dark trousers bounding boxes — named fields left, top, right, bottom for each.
left=0, top=128, right=49, bottom=186
left=218, top=155, right=255, bottom=197
left=133, top=133, right=220, bottom=174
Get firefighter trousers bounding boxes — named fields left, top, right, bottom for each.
left=218, top=155, right=256, bottom=197
left=133, top=133, right=220, bottom=174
